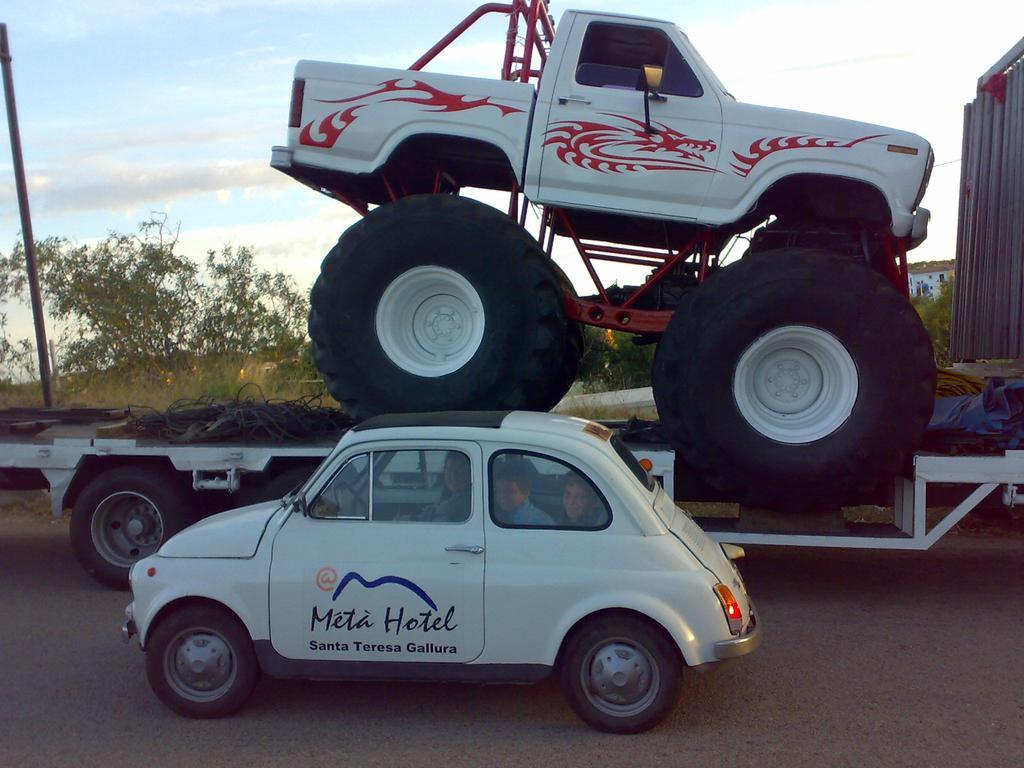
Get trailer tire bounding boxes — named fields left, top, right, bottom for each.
left=652, top=248, right=935, bottom=511
left=309, top=194, right=571, bottom=419
left=70, top=467, right=193, bottom=589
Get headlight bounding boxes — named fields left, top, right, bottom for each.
left=914, top=145, right=934, bottom=211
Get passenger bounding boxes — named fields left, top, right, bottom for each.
left=561, top=473, right=606, bottom=528
left=492, top=457, right=553, bottom=526
left=432, top=452, right=472, bottom=522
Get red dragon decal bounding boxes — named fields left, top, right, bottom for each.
left=300, top=79, right=524, bottom=148
left=730, top=134, right=886, bottom=178
left=544, top=114, right=719, bottom=174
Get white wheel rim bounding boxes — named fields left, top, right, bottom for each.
left=732, top=325, right=858, bottom=444
left=374, top=266, right=486, bottom=377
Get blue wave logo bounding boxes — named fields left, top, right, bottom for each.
left=331, top=571, right=438, bottom=610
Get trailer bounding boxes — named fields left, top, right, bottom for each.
left=0, top=406, right=1019, bottom=589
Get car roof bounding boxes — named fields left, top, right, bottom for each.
left=349, top=410, right=609, bottom=443
left=351, top=411, right=511, bottom=431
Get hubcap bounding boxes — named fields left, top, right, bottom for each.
left=165, top=628, right=236, bottom=702
left=90, top=492, right=164, bottom=567
left=733, top=325, right=858, bottom=444
left=581, top=639, right=660, bottom=717
left=375, top=266, right=485, bottom=377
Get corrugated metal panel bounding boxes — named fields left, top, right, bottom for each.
left=950, top=38, right=1024, bottom=359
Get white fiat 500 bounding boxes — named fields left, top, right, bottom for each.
left=124, top=411, right=760, bottom=733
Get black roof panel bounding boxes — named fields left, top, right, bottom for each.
left=351, top=411, right=512, bottom=432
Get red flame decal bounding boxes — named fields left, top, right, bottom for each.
left=730, top=134, right=886, bottom=177
left=544, top=114, right=718, bottom=174
left=300, top=79, right=524, bottom=148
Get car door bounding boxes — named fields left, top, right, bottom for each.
left=268, top=441, right=485, bottom=664
left=531, top=15, right=723, bottom=220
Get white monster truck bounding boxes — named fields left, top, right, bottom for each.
left=271, top=1, right=936, bottom=510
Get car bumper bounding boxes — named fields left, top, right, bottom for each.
left=713, top=604, right=762, bottom=660
left=122, top=603, right=137, bottom=645
left=909, top=206, right=930, bottom=250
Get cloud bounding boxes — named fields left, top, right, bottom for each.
left=0, top=159, right=292, bottom=219
left=7, top=0, right=394, bottom=40
left=173, top=210, right=362, bottom=289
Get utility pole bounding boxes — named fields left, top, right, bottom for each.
left=1, top=23, right=52, bottom=407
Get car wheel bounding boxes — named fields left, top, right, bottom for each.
left=309, top=194, right=571, bottom=419
left=70, top=467, right=193, bottom=589
left=561, top=616, right=682, bottom=733
left=145, top=605, right=259, bottom=719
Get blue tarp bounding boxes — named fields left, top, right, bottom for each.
left=928, top=378, right=1024, bottom=448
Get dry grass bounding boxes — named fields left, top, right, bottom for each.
left=0, top=357, right=337, bottom=411
left=555, top=404, right=659, bottom=422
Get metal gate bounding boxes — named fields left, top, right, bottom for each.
left=951, top=37, right=1024, bottom=359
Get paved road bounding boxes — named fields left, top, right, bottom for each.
left=1, top=508, right=1022, bottom=768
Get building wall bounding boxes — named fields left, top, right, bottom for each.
left=910, top=269, right=953, bottom=299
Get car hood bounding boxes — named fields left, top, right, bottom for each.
left=725, top=100, right=928, bottom=150
left=158, top=500, right=283, bottom=559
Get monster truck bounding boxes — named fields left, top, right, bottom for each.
left=270, top=0, right=936, bottom=509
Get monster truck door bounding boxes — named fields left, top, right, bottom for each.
left=269, top=443, right=485, bottom=664
left=533, top=16, right=723, bottom=221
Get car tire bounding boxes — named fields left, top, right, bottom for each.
left=652, top=248, right=936, bottom=511
left=309, top=194, right=571, bottom=419
left=561, top=615, right=682, bottom=734
left=70, top=467, right=193, bottom=590
left=146, top=605, right=259, bottom=719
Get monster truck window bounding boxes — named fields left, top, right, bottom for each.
left=574, top=22, right=703, bottom=98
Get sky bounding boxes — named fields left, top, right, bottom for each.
left=2, top=0, right=1023, bottom=345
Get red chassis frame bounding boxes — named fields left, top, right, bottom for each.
left=341, top=1, right=912, bottom=335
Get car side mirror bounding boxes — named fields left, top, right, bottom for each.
left=641, top=64, right=666, bottom=134
left=643, top=65, right=664, bottom=95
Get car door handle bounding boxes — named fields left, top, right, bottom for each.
left=445, top=545, right=485, bottom=554
left=557, top=96, right=591, bottom=105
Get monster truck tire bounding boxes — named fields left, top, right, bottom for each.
left=310, top=195, right=571, bottom=418
left=652, top=248, right=935, bottom=511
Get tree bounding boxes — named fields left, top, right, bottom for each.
left=911, top=277, right=953, bottom=367
left=577, top=326, right=655, bottom=391
left=0, top=219, right=309, bottom=376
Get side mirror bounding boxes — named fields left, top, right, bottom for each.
left=640, top=64, right=666, bottom=134
left=643, top=64, right=664, bottom=95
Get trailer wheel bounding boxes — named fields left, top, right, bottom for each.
left=652, top=248, right=935, bottom=510
left=309, top=194, right=571, bottom=419
left=70, top=467, right=192, bottom=589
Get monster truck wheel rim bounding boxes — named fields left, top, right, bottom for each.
left=375, top=266, right=486, bottom=377
left=91, top=491, right=164, bottom=567
left=733, top=325, right=858, bottom=444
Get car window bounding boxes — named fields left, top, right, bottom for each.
left=373, top=449, right=471, bottom=523
left=311, top=450, right=471, bottom=523
left=489, top=451, right=610, bottom=530
left=575, top=22, right=702, bottom=98
left=310, top=454, right=369, bottom=519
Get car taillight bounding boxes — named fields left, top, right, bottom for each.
left=713, top=583, right=743, bottom=635
left=289, top=79, right=305, bottom=128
